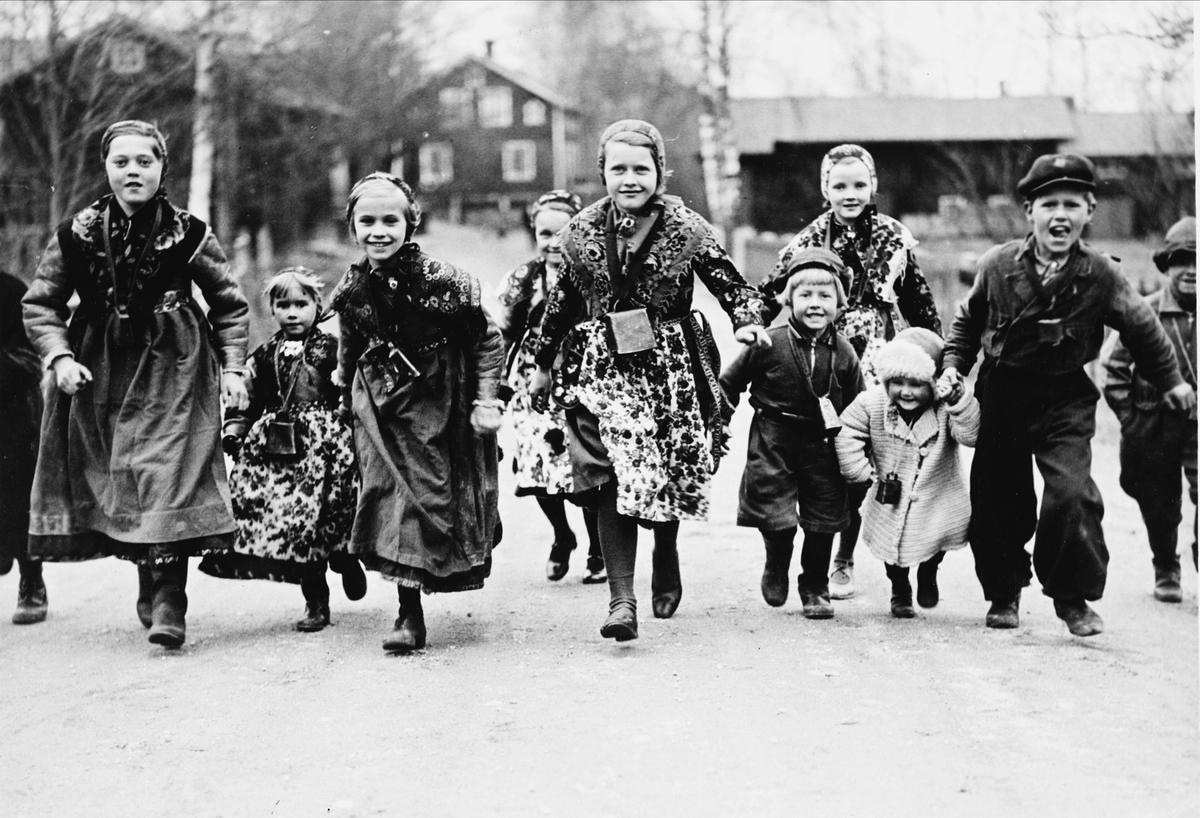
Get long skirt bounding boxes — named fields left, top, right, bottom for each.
left=27, top=306, right=235, bottom=565
left=199, top=403, right=356, bottom=584
left=349, top=343, right=499, bottom=592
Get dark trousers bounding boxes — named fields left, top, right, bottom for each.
left=969, top=363, right=1107, bottom=602
left=1118, top=408, right=1198, bottom=569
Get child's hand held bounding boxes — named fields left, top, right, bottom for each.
left=52, top=356, right=92, bottom=395
left=470, top=403, right=503, bottom=433
left=222, top=371, right=249, bottom=411
left=735, top=325, right=772, bottom=347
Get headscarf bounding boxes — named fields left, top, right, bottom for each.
left=345, top=172, right=422, bottom=242
left=820, top=143, right=877, bottom=204
left=101, top=120, right=169, bottom=180
left=528, top=189, right=582, bottom=222
left=596, top=119, right=668, bottom=195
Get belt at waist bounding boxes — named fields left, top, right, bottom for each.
left=754, top=405, right=823, bottom=428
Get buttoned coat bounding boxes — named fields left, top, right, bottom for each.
left=837, top=386, right=980, bottom=566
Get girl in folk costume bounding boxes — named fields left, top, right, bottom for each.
left=22, top=120, right=250, bottom=648
left=495, top=190, right=604, bottom=584
left=529, top=120, right=771, bottom=642
left=200, top=268, right=365, bottom=632
left=760, top=143, right=942, bottom=600
left=835, top=329, right=979, bottom=618
left=1, top=272, right=47, bottom=624
left=331, top=173, right=504, bottom=653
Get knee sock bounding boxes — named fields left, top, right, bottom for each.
left=597, top=481, right=638, bottom=612
left=885, top=562, right=911, bottom=593
left=798, top=531, right=835, bottom=592
left=17, top=557, right=42, bottom=582
left=537, top=496, right=577, bottom=549
left=583, top=509, right=603, bottom=564
left=761, top=527, right=797, bottom=569
left=834, top=486, right=867, bottom=566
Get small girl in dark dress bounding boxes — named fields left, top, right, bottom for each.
left=200, top=268, right=364, bottom=632
left=331, top=173, right=504, bottom=653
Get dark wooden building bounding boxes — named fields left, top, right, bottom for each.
left=731, top=96, right=1076, bottom=235
left=389, top=54, right=591, bottom=229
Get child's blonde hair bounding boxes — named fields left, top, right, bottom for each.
left=782, top=246, right=849, bottom=315
left=263, top=267, right=325, bottom=310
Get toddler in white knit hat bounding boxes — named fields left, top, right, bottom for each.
left=835, top=328, right=981, bottom=618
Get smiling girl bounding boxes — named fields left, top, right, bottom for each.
left=331, top=173, right=503, bottom=653
left=22, top=120, right=249, bottom=647
left=528, top=120, right=770, bottom=642
left=200, top=268, right=362, bottom=632
left=760, top=143, right=942, bottom=601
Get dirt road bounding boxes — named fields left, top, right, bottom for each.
left=2, top=223, right=1195, bottom=817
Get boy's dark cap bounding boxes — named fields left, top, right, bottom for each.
left=1153, top=216, right=1197, bottom=272
left=1017, top=153, right=1097, bottom=198
left=784, top=247, right=845, bottom=276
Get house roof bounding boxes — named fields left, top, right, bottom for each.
left=407, top=56, right=577, bottom=112
left=731, top=96, right=1077, bottom=153
left=1066, top=111, right=1195, bottom=158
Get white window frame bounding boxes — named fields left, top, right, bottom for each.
left=419, top=142, right=454, bottom=187
left=501, top=140, right=537, bottom=184
left=478, top=86, right=514, bottom=128
left=438, top=87, right=472, bottom=129
left=522, top=99, right=547, bottom=127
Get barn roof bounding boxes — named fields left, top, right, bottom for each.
left=1066, top=111, right=1195, bottom=158
left=731, top=96, right=1078, bottom=153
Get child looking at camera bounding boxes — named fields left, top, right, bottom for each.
left=720, top=248, right=863, bottom=618
left=836, top=329, right=979, bottom=618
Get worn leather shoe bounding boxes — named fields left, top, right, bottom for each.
left=890, top=593, right=916, bottom=619
left=1154, top=567, right=1183, bottom=603
left=761, top=564, right=789, bottom=607
left=545, top=539, right=575, bottom=582
left=1054, top=599, right=1104, bottom=637
left=799, top=588, right=834, bottom=619
left=384, top=589, right=426, bottom=652
left=600, top=602, right=638, bottom=641
left=12, top=576, right=48, bottom=625
left=296, top=602, right=331, bottom=632
left=147, top=563, right=188, bottom=648
left=828, top=562, right=855, bottom=600
left=985, top=594, right=1020, bottom=629
left=338, top=557, right=368, bottom=602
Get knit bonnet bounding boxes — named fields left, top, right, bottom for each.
left=874, top=327, right=944, bottom=388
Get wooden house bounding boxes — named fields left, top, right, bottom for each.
left=389, top=51, right=591, bottom=229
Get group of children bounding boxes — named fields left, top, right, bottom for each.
left=2, top=117, right=1195, bottom=651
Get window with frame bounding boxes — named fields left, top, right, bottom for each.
left=478, top=86, right=514, bottom=128
left=501, top=140, right=537, bottom=184
left=419, top=142, right=454, bottom=187
left=522, top=99, right=547, bottom=127
left=439, top=87, right=472, bottom=129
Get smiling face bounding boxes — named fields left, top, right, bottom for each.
left=352, top=188, right=411, bottom=267
left=1168, top=254, right=1196, bottom=304
left=603, top=141, right=657, bottom=215
left=105, top=134, right=163, bottom=214
left=270, top=285, right=318, bottom=339
left=1025, top=185, right=1094, bottom=262
left=886, top=376, right=935, bottom=414
left=790, top=279, right=840, bottom=333
left=533, top=208, right=571, bottom=262
left=826, top=158, right=873, bottom=225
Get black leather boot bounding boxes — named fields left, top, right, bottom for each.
left=296, top=562, right=331, bottom=632
left=1148, top=526, right=1183, bottom=603
left=136, top=564, right=153, bottom=629
left=985, top=590, right=1021, bottom=629
left=147, top=560, right=188, bottom=648
left=383, top=585, right=426, bottom=653
left=12, top=558, right=47, bottom=625
left=328, top=550, right=368, bottom=601
left=886, top=563, right=915, bottom=619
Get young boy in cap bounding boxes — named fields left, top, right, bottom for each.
left=1101, top=216, right=1197, bottom=602
left=941, top=153, right=1195, bottom=637
left=720, top=248, right=864, bottom=618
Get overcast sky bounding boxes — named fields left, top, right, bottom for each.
left=424, top=0, right=1194, bottom=112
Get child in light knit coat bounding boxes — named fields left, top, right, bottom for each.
left=836, top=328, right=980, bottom=617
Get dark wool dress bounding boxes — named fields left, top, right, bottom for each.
left=0, top=272, right=42, bottom=566
left=331, top=246, right=503, bottom=592
left=199, top=329, right=356, bottom=584
left=21, top=194, right=249, bottom=564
